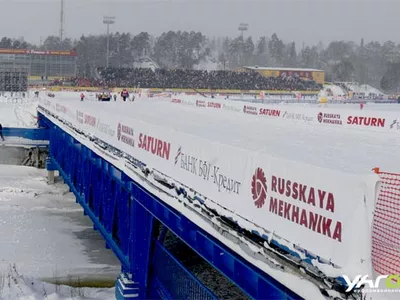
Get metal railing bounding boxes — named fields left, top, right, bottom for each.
left=151, top=242, right=217, bottom=300
left=2, top=127, right=48, bottom=140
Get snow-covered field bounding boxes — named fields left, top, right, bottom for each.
left=0, top=95, right=120, bottom=300
left=0, top=165, right=119, bottom=299
left=0, top=270, right=114, bottom=300
left=0, top=96, right=39, bottom=128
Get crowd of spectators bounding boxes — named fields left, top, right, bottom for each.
left=98, top=68, right=322, bottom=91
left=49, top=68, right=323, bottom=91
left=48, top=77, right=104, bottom=87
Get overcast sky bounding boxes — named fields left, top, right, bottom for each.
left=0, top=0, right=398, bottom=47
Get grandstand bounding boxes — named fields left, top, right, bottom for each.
left=94, top=68, right=322, bottom=92
left=237, top=66, right=325, bottom=85
left=44, top=66, right=324, bottom=95
left=0, top=49, right=77, bottom=82
left=0, top=65, right=28, bottom=92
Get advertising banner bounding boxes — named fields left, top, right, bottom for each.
left=169, top=97, right=400, bottom=134
left=0, top=48, right=77, bottom=56
left=38, top=97, right=377, bottom=269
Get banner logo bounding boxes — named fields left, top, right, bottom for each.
left=347, top=116, right=385, bottom=127
left=175, top=146, right=182, bottom=165
left=177, top=148, right=241, bottom=194
left=317, top=112, right=323, bottom=123
left=390, top=119, right=400, bottom=130
left=317, top=112, right=342, bottom=125
left=243, top=105, right=258, bottom=115
left=138, top=133, right=170, bottom=160
left=117, top=123, right=122, bottom=141
left=282, top=111, right=313, bottom=122
left=97, top=119, right=116, bottom=137
left=252, top=168, right=268, bottom=208
left=196, top=100, right=206, bottom=107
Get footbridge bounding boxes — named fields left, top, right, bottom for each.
left=35, top=110, right=309, bottom=299
left=1, top=127, right=49, bottom=147
left=29, top=96, right=400, bottom=300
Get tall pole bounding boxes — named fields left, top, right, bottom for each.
left=60, top=0, right=64, bottom=42
left=238, top=23, right=249, bottom=66
left=106, top=23, right=110, bottom=68
left=103, top=16, right=115, bottom=68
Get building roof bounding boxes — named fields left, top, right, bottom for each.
left=243, top=66, right=324, bottom=72
left=133, top=56, right=159, bottom=71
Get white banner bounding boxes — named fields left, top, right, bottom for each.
left=170, top=97, right=400, bottom=134
left=38, top=97, right=377, bottom=269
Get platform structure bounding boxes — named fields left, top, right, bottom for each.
left=37, top=111, right=305, bottom=300
left=0, top=65, right=28, bottom=93
left=0, top=127, right=49, bottom=147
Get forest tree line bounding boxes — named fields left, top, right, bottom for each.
left=1, top=32, right=400, bottom=91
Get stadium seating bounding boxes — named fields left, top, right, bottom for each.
left=49, top=68, right=323, bottom=91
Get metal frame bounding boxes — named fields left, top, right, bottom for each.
left=2, top=127, right=49, bottom=140
left=0, top=65, right=28, bottom=92
left=40, top=113, right=304, bottom=300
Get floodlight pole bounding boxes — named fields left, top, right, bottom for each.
left=103, top=16, right=116, bottom=68
left=60, top=0, right=65, bottom=42
left=238, top=23, right=249, bottom=66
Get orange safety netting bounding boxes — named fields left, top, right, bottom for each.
left=372, top=167, right=400, bottom=275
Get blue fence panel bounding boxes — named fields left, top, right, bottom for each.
left=2, top=127, right=49, bottom=140
left=151, top=241, right=217, bottom=300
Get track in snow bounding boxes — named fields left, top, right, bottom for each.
left=0, top=98, right=38, bottom=128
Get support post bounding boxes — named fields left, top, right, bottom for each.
left=46, top=156, right=57, bottom=185
left=116, top=189, right=155, bottom=299
left=48, top=170, right=55, bottom=184
left=35, top=147, right=40, bottom=168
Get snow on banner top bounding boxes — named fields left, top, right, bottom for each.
left=171, top=97, right=400, bottom=133
left=38, top=97, right=377, bottom=271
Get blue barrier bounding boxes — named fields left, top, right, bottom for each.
left=151, top=242, right=217, bottom=300
left=2, top=127, right=49, bottom=141
left=40, top=112, right=304, bottom=300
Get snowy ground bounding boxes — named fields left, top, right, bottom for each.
left=0, top=96, right=39, bottom=128
left=0, top=166, right=119, bottom=299
left=0, top=271, right=115, bottom=300
left=0, top=92, right=119, bottom=299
